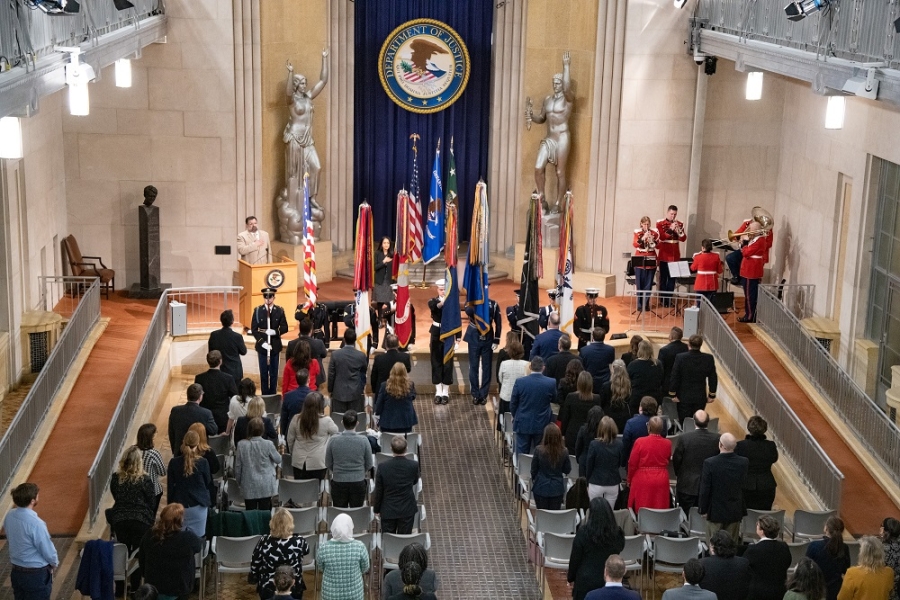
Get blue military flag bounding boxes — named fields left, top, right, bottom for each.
left=423, top=139, right=444, bottom=264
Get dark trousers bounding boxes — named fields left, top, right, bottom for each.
left=112, top=519, right=150, bottom=552
left=331, top=480, right=367, bottom=508
left=332, top=397, right=364, bottom=414
left=743, top=277, right=760, bottom=320
left=743, top=488, right=776, bottom=511
left=534, top=495, right=564, bottom=510
left=245, top=497, right=273, bottom=511
left=676, top=492, right=698, bottom=515
left=635, top=268, right=656, bottom=310
left=293, top=466, right=327, bottom=480
left=676, top=402, right=704, bottom=426
left=430, top=336, right=452, bottom=385
left=258, top=350, right=281, bottom=395
left=11, top=567, right=53, bottom=600
left=659, top=262, right=676, bottom=305
left=697, top=290, right=716, bottom=307
left=515, top=432, right=542, bottom=456
left=468, top=338, right=493, bottom=400
left=726, top=249, right=743, bottom=282
left=381, top=513, right=416, bottom=535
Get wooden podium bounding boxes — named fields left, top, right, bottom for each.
left=238, top=258, right=299, bottom=332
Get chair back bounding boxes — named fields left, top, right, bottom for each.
left=225, top=478, right=244, bottom=507
left=741, top=508, right=785, bottom=541
left=543, top=532, right=575, bottom=564
left=301, top=533, right=319, bottom=569
left=653, top=535, right=701, bottom=567
left=687, top=507, right=708, bottom=538
left=281, top=453, right=293, bottom=478
left=208, top=434, right=231, bottom=458
left=380, top=431, right=421, bottom=453
left=278, top=478, right=321, bottom=507
left=381, top=532, right=431, bottom=568
left=331, top=412, right=369, bottom=432
left=262, top=394, right=282, bottom=415
left=614, top=508, right=637, bottom=536
left=324, top=506, right=373, bottom=534
left=786, top=540, right=811, bottom=571
left=567, top=455, right=579, bottom=480
left=111, top=543, right=130, bottom=578
left=211, top=454, right=226, bottom=480
left=637, top=507, right=684, bottom=535
left=534, top=509, right=579, bottom=535
left=286, top=506, right=319, bottom=535
left=620, top=534, right=646, bottom=567
left=214, top=535, right=261, bottom=571
left=516, top=453, right=534, bottom=483
left=846, top=539, right=860, bottom=566
left=792, top=509, right=836, bottom=542
left=63, top=235, right=84, bottom=275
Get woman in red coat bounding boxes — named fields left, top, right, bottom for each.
left=690, top=238, right=723, bottom=306
left=627, top=416, right=672, bottom=513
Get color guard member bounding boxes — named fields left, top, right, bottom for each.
left=429, top=279, right=453, bottom=405
left=251, top=287, right=289, bottom=395
left=573, top=288, right=609, bottom=349
left=538, top=289, right=560, bottom=330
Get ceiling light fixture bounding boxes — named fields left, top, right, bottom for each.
left=0, top=117, right=24, bottom=159
left=59, top=47, right=96, bottom=116
left=825, top=96, right=845, bottom=130
left=115, top=58, right=132, bottom=88
left=746, top=72, right=763, bottom=100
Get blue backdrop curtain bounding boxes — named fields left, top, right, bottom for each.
left=353, top=0, right=493, bottom=242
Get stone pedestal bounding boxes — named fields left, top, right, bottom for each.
left=514, top=242, right=616, bottom=296
left=541, top=212, right=560, bottom=249
left=129, top=205, right=170, bottom=299
left=271, top=239, right=334, bottom=287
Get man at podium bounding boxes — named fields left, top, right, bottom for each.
left=237, top=216, right=271, bottom=265
left=251, top=287, right=289, bottom=394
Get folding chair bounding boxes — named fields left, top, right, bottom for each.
left=280, top=453, right=293, bottom=479
left=212, top=535, right=261, bottom=599
left=278, top=478, right=322, bottom=508
left=286, top=506, right=319, bottom=535
left=792, top=509, right=835, bottom=542
left=614, top=508, right=637, bottom=536
left=786, top=540, right=810, bottom=574
left=208, top=434, right=232, bottom=458
left=380, top=532, right=431, bottom=572
left=301, top=533, right=321, bottom=594
left=847, top=539, right=860, bottom=566
left=375, top=451, right=417, bottom=468
left=323, top=506, right=374, bottom=534
left=262, top=394, right=282, bottom=416
left=620, top=534, right=648, bottom=591
left=515, top=453, right=535, bottom=519
left=330, top=412, right=368, bottom=432
left=224, top=478, right=245, bottom=511
left=540, top=532, right=575, bottom=590
left=741, top=509, right=785, bottom=542
left=686, top=507, right=708, bottom=539
left=527, top=509, right=579, bottom=551
left=637, top=507, right=685, bottom=536
left=112, top=543, right=139, bottom=599
left=651, top=536, right=701, bottom=599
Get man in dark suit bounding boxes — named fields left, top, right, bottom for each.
left=281, top=369, right=311, bottom=436
left=699, top=530, right=751, bottom=600
left=207, top=309, right=246, bottom=382
left=510, top=356, right=556, bottom=455
left=530, top=312, right=566, bottom=363
left=370, top=334, right=411, bottom=397
left=698, top=432, right=749, bottom=543
left=194, top=350, right=237, bottom=432
left=544, top=335, right=580, bottom=385
left=669, top=335, right=718, bottom=424
left=584, top=555, right=641, bottom=600
left=251, top=287, right=289, bottom=395
left=658, top=326, right=688, bottom=396
left=463, top=297, right=502, bottom=406
left=742, top=515, right=792, bottom=599
left=168, top=383, right=217, bottom=456
left=672, top=409, right=720, bottom=514
left=579, top=327, right=616, bottom=393
left=327, top=329, right=369, bottom=413
left=660, top=559, right=717, bottom=600
left=286, top=318, right=327, bottom=388
left=621, top=396, right=667, bottom=461
left=373, top=435, right=421, bottom=534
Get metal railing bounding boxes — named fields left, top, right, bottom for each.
left=87, top=286, right=242, bottom=526
left=39, top=275, right=97, bottom=318
left=765, top=284, right=815, bottom=322
left=628, top=289, right=844, bottom=510
left=0, top=278, right=100, bottom=500
left=757, top=286, right=900, bottom=489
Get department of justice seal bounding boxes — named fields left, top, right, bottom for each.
left=379, top=18, right=470, bottom=114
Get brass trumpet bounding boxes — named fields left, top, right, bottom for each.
left=727, top=207, right=774, bottom=242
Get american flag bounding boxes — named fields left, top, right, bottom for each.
left=408, top=135, right=424, bottom=263
left=302, top=172, right=317, bottom=308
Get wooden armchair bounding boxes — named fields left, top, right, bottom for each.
left=63, top=234, right=115, bottom=298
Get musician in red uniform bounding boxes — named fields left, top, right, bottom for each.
left=656, top=205, right=687, bottom=307
left=738, top=221, right=766, bottom=323
left=690, top=239, right=723, bottom=306
left=632, top=216, right=660, bottom=312
left=726, top=208, right=773, bottom=285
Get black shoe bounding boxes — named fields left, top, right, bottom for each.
left=730, top=277, right=742, bottom=285
left=479, top=397, right=488, bottom=405
left=472, top=397, right=480, bottom=406
left=441, top=395, right=449, bottom=405
left=434, top=396, right=442, bottom=405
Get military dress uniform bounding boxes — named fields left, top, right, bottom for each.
left=538, top=290, right=560, bottom=330
left=251, top=288, right=289, bottom=395
left=342, top=303, right=379, bottom=355
left=573, top=291, right=610, bottom=349
left=739, top=235, right=767, bottom=322
left=656, top=216, right=687, bottom=305
left=464, top=299, right=502, bottom=405
left=295, top=302, right=330, bottom=346
left=632, top=227, right=660, bottom=311
left=506, top=291, right=533, bottom=357
left=690, top=250, right=723, bottom=305
left=428, top=294, right=455, bottom=404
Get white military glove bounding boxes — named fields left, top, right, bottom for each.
left=262, top=342, right=272, bottom=351
left=265, top=328, right=276, bottom=336
left=492, top=344, right=499, bottom=351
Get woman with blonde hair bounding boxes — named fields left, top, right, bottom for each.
left=287, top=392, right=338, bottom=480
left=235, top=395, right=278, bottom=445
left=559, top=370, right=602, bottom=454
left=250, top=508, right=310, bottom=599
left=188, top=422, right=221, bottom=505
left=375, top=362, right=418, bottom=433
left=497, top=339, right=529, bottom=420
left=626, top=339, right=662, bottom=414
left=139, top=503, right=202, bottom=600
left=166, top=430, right=213, bottom=536
left=837, top=535, right=895, bottom=600
left=108, top=445, right=156, bottom=554
left=584, top=416, right=624, bottom=507
left=601, top=359, right=632, bottom=433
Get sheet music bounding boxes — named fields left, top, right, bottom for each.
left=668, top=260, right=692, bottom=277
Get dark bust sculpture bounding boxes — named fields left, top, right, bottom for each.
left=143, top=185, right=158, bottom=207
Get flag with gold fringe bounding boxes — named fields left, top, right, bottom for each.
left=440, top=201, right=462, bottom=363
left=353, top=202, right=374, bottom=352
left=557, top=191, right=575, bottom=337
left=463, top=180, right=490, bottom=335
left=393, top=189, right=414, bottom=349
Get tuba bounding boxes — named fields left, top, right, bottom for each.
left=728, top=207, right=774, bottom=242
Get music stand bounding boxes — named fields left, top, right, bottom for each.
left=630, top=255, right=659, bottom=317
left=710, top=239, right=736, bottom=292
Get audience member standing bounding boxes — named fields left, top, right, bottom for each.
left=626, top=340, right=663, bottom=415
left=559, top=370, right=602, bottom=454
left=136, top=423, right=165, bottom=513
left=698, top=433, right=748, bottom=543
left=371, top=334, right=412, bottom=399
left=672, top=410, right=720, bottom=514
left=328, top=330, right=368, bottom=413
left=194, top=350, right=238, bottom=432
left=743, top=515, right=792, bottom=599
left=374, top=363, right=418, bottom=434
left=4, top=483, right=58, bottom=600
left=283, top=339, right=319, bottom=395
left=497, top=340, right=529, bottom=423
left=235, top=417, right=281, bottom=511
left=620, top=336, right=642, bottom=366
left=545, top=335, right=580, bottom=385
left=287, top=392, right=338, bottom=480
left=326, top=410, right=373, bottom=508
left=286, top=318, right=328, bottom=388
left=668, top=335, right=717, bottom=424
left=510, top=357, right=556, bottom=455
left=575, top=407, right=606, bottom=474
left=108, top=446, right=156, bottom=555
left=568, top=498, right=626, bottom=600
left=785, top=557, right=827, bottom=600
left=580, top=328, right=616, bottom=393
left=318, top=514, right=370, bottom=600
left=139, top=503, right=202, bottom=600
left=167, top=383, right=217, bottom=456
left=227, top=378, right=256, bottom=436
left=584, top=417, right=624, bottom=508
left=281, top=369, right=312, bottom=438
left=837, top=536, right=895, bottom=600
left=602, top=361, right=632, bottom=434
left=734, top=415, right=778, bottom=510
left=531, top=313, right=565, bottom=363
left=187, top=422, right=221, bottom=504
left=627, top=416, right=671, bottom=513
left=622, top=397, right=664, bottom=462
left=806, top=516, right=850, bottom=600
left=583, top=555, right=640, bottom=600
left=661, top=559, right=716, bottom=600
left=530, top=424, right=572, bottom=510
left=166, top=430, right=213, bottom=537
left=207, top=309, right=247, bottom=382
left=374, top=436, right=421, bottom=534
left=387, top=562, right=437, bottom=600
left=657, top=327, right=688, bottom=396
left=881, top=517, right=900, bottom=600
left=699, top=530, right=751, bottom=600
left=557, top=360, right=585, bottom=414
left=249, top=508, right=310, bottom=599
left=381, top=543, right=438, bottom=600
left=235, top=396, right=278, bottom=446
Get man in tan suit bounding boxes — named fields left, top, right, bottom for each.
left=237, top=216, right=271, bottom=264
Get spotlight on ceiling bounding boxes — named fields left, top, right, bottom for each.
left=112, top=0, right=134, bottom=9
left=674, top=0, right=689, bottom=8
left=26, top=0, right=80, bottom=15
left=784, top=0, right=829, bottom=22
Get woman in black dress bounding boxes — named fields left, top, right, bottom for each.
left=567, top=497, right=625, bottom=600
left=626, top=340, right=663, bottom=415
left=108, top=445, right=156, bottom=551
left=621, top=335, right=643, bottom=366
left=559, top=371, right=602, bottom=454
left=734, top=415, right=778, bottom=510
left=600, top=360, right=632, bottom=433
left=556, top=360, right=585, bottom=411
left=374, top=237, right=394, bottom=326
